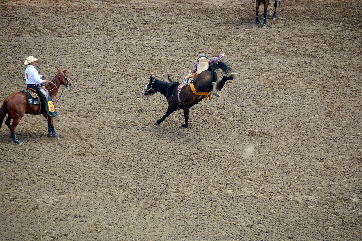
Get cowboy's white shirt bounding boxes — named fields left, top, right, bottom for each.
left=25, top=65, right=44, bottom=85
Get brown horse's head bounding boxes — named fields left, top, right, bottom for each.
left=56, top=68, right=71, bottom=88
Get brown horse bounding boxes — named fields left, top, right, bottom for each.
left=0, top=68, right=70, bottom=144
left=142, top=61, right=234, bottom=128
left=256, top=0, right=281, bottom=27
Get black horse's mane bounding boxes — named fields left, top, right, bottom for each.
left=153, top=77, right=179, bottom=97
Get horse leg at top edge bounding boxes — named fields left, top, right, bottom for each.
left=47, top=117, right=58, bottom=137
left=255, top=2, right=260, bottom=25
left=5, top=116, right=22, bottom=144
left=181, top=108, right=189, bottom=128
left=263, top=3, right=268, bottom=27
left=273, top=0, right=278, bottom=20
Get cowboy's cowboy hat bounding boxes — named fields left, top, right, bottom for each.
left=195, top=54, right=208, bottom=60
left=24, top=56, right=38, bottom=65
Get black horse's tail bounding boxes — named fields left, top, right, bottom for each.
left=0, top=100, right=7, bottom=128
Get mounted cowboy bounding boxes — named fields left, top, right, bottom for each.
left=183, top=53, right=225, bottom=97
left=24, top=56, right=57, bottom=117
left=183, top=53, right=225, bottom=84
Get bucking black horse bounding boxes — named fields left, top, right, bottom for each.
left=142, top=61, right=235, bottom=128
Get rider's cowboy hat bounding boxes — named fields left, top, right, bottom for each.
left=24, top=56, right=38, bottom=65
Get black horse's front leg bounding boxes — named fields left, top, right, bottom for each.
left=181, top=108, right=190, bottom=128
left=155, top=105, right=178, bottom=126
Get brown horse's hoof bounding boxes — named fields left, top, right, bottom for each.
left=13, top=139, right=22, bottom=145
left=47, top=131, right=59, bottom=137
left=10, top=134, right=22, bottom=144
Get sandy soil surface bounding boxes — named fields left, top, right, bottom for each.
left=0, top=0, right=361, bottom=240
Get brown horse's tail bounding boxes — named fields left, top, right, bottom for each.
left=0, top=100, right=7, bottom=128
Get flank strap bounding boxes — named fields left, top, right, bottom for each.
left=189, top=84, right=210, bottom=98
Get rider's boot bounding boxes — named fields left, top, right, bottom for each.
left=38, top=88, right=58, bottom=117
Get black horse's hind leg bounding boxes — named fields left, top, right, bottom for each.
left=181, top=108, right=190, bottom=128
left=217, top=75, right=234, bottom=91
left=155, top=105, right=178, bottom=126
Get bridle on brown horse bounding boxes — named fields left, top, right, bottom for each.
left=45, top=69, right=71, bottom=102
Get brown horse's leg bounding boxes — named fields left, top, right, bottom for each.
left=263, top=1, right=269, bottom=27
left=5, top=115, right=22, bottom=144
left=273, top=0, right=278, bottom=20
left=47, top=116, right=58, bottom=137
left=255, top=0, right=261, bottom=25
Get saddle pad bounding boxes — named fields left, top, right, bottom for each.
left=21, top=90, right=40, bottom=105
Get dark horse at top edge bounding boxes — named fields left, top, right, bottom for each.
left=0, top=68, right=70, bottom=144
left=256, top=0, right=281, bottom=27
left=142, top=61, right=234, bottom=128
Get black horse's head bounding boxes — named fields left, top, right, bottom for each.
left=142, top=76, right=157, bottom=96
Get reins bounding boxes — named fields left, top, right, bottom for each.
left=46, top=70, right=70, bottom=103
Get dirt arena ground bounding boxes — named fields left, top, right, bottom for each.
left=0, top=0, right=361, bottom=240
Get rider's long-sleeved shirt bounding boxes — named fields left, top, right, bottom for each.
left=25, top=65, right=44, bottom=85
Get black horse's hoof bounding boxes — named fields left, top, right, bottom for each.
left=154, top=121, right=160, bottom=125
left=181, top=124, right=188, bottom=128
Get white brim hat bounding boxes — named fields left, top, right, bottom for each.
left=24, top=56, right=38, bottom=65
